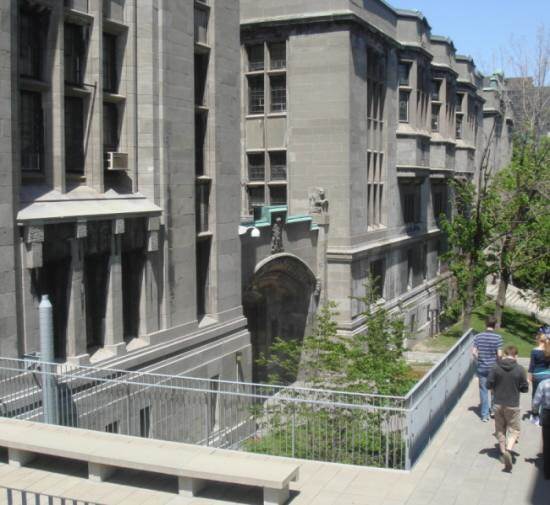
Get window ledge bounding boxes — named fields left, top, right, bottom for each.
left=104, top=18, right=129, bottom=35
left=194, top=42, right=211, bottom=55
left=65, top=85, right=91, bottom=97
left=267, top=180, right=287, bottom=186
left=245, top=114, right=265, bottom=120
left=197, top=231, right=213, bottom=240
left=196, top=175, right=212, bottom=184
left=246, top=181, right=265, bottom=186
left=64, top=9, right=94, bottom=25
left=267, top=68, right=286, bottom=75
left=103, top=92, right=126, bottom=104
left=267, top=112, right=287, bottom=118
left=195, top=105, right=209, bottom=114
left=19, top=78, right=50, bottom=92
left=245, top=70, right=265, bottom=76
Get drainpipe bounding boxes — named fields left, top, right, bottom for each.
left=39, top=295, right=58, bottom=425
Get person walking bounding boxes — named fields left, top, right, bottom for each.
left=532, top=377, right=550, bottom=480
left=487, top=345, right=529, bottom=472
left=528, top=330, right=550, bottom=424
left=473, top=315, right=503, bottom=422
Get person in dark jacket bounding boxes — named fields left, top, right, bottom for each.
left=487, top=345, right=529, bottom=472
left=528, top=331, right=550, bottom=423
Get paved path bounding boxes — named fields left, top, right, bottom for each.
left=0, top=378, right=548, bottom=505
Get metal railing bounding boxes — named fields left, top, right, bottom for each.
left=0, top=330, right=476, bottom=471
left=2, top=486, right=104, bottom=505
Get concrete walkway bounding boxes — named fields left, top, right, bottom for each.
left=0, top=378, right=548, bottom=505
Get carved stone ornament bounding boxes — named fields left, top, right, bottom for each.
left=271, top=217, right=284, bottom=254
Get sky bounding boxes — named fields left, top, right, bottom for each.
left=392, top=0, right=549, bottom=76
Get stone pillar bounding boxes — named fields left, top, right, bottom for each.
left=104, top=219, right=126, bottom=355
left=66, top=235, right=88, bottom=363
left=138, top=217, right=161, bottom=339
left=21, top=225, right=44, bottom=354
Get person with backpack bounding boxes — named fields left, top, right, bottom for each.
left=473, top=315, right=503, bottom=421
left=528, top=328, right=550, bottom=424
left=487, top=345, right=529, bottom=472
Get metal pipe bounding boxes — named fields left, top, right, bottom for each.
left=39, top=295, right=57, bottom=425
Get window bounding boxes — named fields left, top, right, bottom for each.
left=269, top=186, right=287, bottom=206
left=367, top=49, right=386, bottom=228
left=431, top=79, right=441, bottom=101
left=19, top=9, right=45, bottom=79
left=456, top=93, right=464, bottom=112
left=398, top=62, right=411, bottom=86
left=402, top=184, right=420, bottom=225
left=64, top=23, right=86, bottom=86
left=194, top=4, right=209, bottom=44
left=432, top=184, right=447, bottom=224
left=422, top=243, right=428, bottom=281
left=20, top=91, right=44, bottom=172
left=196, top=238, right=211, bottom=318
left=103, top=33, right=118, bottom=93
left=248, top=75, right=264, bottom=114
left=195, top=112, right=207, bottom=176
left=105, top=421, right=119, bottom=433
left=195, top=182, right=210, bottom=234
left=248, top=153, right=265, bottom=181
left=247, top=44, right=264, bottom=72
left=269, top=42, right=286, bottom=70
left=247, top=186, right=265, bottom=214
left=139, top=407, right=151, bottom=438
left=407, top=249, right=413, bottom=290
left=270, top=75, right=286, bottom=112
left=399, top=91, right=409, bottom=122
left=270, top=152, right=287, bottom=180
left=431, top=104, right=440, bottom=132
left=419, top=139, right=430, bottom=167
left=456, top=114, right=463, bottom=139
left=65, top=96, right=85, bottom=173
left=194, top=53, right=208, bottom=106
left=103, top=102, right=119, bottom=153
left=369, top=259, right=385, bottom=299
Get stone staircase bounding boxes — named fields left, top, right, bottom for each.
left=486, top=282, right=550, bottom=324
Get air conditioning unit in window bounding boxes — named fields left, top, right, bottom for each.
left=106, top=152, right=128, bottom=171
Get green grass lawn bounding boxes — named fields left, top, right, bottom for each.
left=416, top=302, right=542, bottom=357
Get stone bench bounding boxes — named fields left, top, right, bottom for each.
left=0, top=418, right=299, bottom=505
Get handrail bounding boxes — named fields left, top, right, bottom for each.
left=2, top=485, right=106, bottom=505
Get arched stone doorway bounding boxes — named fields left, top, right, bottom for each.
left=243, top=254, right=318, bottom=383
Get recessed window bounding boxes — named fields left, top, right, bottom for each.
left=248, top=75, right=264, bottom=114
left=431, top=79, right=441, bottom=101
left=431, top=104, right=440, bottom=132
left=65, top=96, right=85, bottom=174
left=194, top=4, right=209, bottom=44
left=456, top=115, right=463, bottom=139
left=139, top=407, right=151, bottom=438
left=399, top=91, right=409, bottom=122
left=270, top=152, right=287, bottom=181
left=247, top=186, right=265, bottom=214
left=369, top=259, right=385, bottom=299
left=270, top=75, right=286, bottom=112
left=269, top=186, right=287, bottom=206
left=398, top=62, right=411, bottom=86
left=103, top=33, right=118, bottom=93
left=247, top=44, right=264, bottom=72
left=269, top=42, right=286, bottom=70
left=64, top=23, right=86, bottom=86
left=247, top=153, right=265, bottom=181
left=19, top=9, right=46, bottom=79
left=105, top=421, right=119, bottom=433
left=20, top=91, right=44, bottom=172
left=103, top=102, right=119, bottom=154
left=456, top=93, right=464, bottom=112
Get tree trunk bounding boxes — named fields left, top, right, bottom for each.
left=494, top=273, right=509, bottom=329
left=463, top=271, right=474, bottom=332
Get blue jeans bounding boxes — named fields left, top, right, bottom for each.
left=478, top=370, right=493, bottom=419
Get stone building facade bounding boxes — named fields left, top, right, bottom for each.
left=1, top=0, right=252, bottom=383
left=239, top=1, right=513, bottom=349
left=1, top=0, right=514, bottom=387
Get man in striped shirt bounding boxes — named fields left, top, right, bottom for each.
left=473, top=315, right=503, bottom=421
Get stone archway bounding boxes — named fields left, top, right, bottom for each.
left=243, top=254, right=318, bottom=383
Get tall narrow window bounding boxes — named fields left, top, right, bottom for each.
left=247, top=44, right=264, bottom=72
left=64, top=23, right=86, bottom=86
left=194, top=53, right=209, bottom=106
left=247, top=153, right=264, bottom=181
left=270, top=75, right=286, bottom=112
left=247, top=186, right=265, bottom=214
left=103, top=102, right=119, bottom=154
left=456, top=93, right=464, bottom=112
left=407, top=249, right=414, bottom=290
left=19, top=9, right=45, bottom=79
left=269, top=42, right=286, bottom=70
left=431, top=79, right=441, bottom=101
left=431, top=104, right=440, bottom=132
left=194, top=4, right=209, bottom=44
left=65, top=96, right=85, bottom=173
left=398, top=62, right=411, bottom=86
left=456, top=114, right=463, bottom=139
left=20, top=91, right=44, bottom=172
left=248, top=76, right=264, bottom=114
left=369, top=259, right=385, bottom=299
left=196, top=238, right=211, bottom=318
left=103, top=33, right=118, bottom=93
left=399, top=91, right=409, bottom=122
left=195, top=182, right=210, bottom=234
left=270, top=152, right=287, bottom=181
left=195, top=112, right=207, bottom=176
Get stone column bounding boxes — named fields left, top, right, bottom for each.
left=66, top=228, right=89, bottom=363
left=138, top=217, right=161, bottom=340
left=21, top=225, right=45, bottom=354
left=104, top=219, right=126, bottom=355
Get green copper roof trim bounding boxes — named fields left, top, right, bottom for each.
left=252, top=206, right=319, bottom=231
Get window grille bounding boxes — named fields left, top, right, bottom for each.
left=248, top=76, right=264, bottom=114
left=270, top=75, right=286, bottom=112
